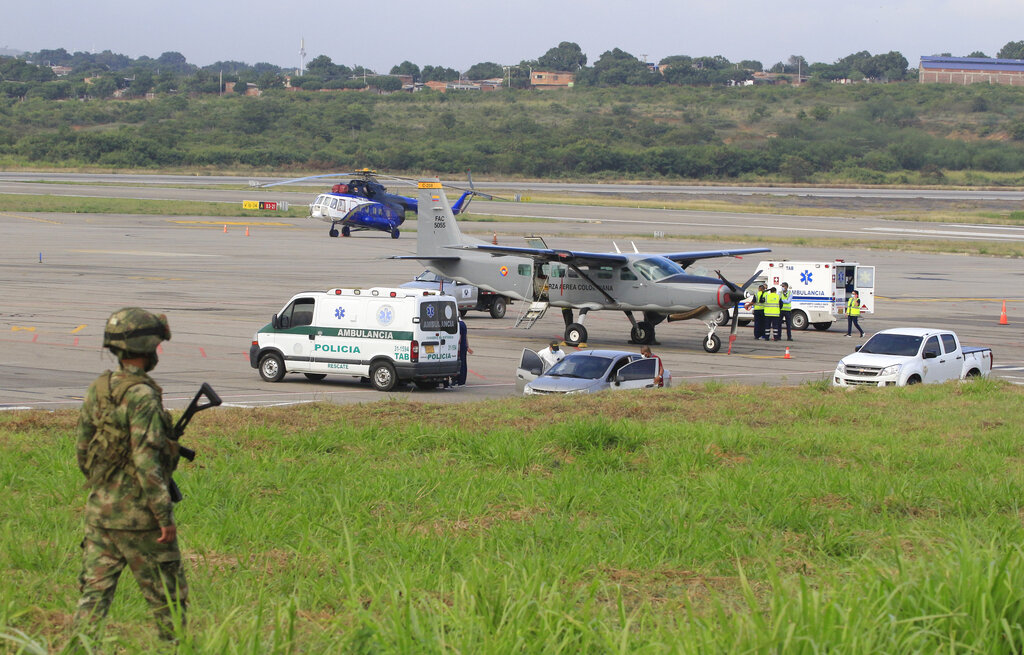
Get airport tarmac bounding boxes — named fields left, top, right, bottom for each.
left=2, top=205, right=1023, bottom=410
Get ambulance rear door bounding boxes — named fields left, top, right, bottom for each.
left=854, top=265, right=875, bottom=314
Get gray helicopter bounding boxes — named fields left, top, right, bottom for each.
left=395, top=179, right=769, bottom=353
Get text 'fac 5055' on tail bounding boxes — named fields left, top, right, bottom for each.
left=260, top=169, right=477, bottom=240
left=393, top=178, right=770, bottom=353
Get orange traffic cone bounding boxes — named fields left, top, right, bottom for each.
left=245, top=225, right=250, bottom=237
left=784, top=346, right=792, bottom=359
left=223, top=224, right=228, bottom=233
left=1000, top=300, right=1009, bottom=325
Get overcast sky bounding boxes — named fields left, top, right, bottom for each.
left=6, top=0, right=1023, bottom=71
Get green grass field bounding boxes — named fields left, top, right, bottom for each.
left=4, top=380, right=1024, bottom=653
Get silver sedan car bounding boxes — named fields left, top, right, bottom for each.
left=516, top=349, right=671, bottom=395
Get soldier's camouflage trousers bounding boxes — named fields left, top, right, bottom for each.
left=73, top=524, right=188, bottom=640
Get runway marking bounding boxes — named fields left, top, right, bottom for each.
left=71, top=324, right=86, bottom=333
left=0, top=406, right=34, bottom=411
left=11, top=326, right=36, bottom=332
left=877, top=297, right=1018, bottom=303
left=0, top=211, right=61, bottom=225
left=170, top=220, right=292, bottom=227
left=866, top=226, right=1024, bottom=241
left=70, top=249, right=221, bottom=258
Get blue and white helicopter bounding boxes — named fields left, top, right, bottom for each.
left=261, top=169, right=479, bottom=239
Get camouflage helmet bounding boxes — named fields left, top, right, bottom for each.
left=103, top=307, right=171, bottom=356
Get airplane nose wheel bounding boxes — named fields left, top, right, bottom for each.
left=703, top=333, right=722, bottom=353
left=329, top=228, right=339, bottom=238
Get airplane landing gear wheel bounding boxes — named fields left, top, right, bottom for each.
left=341, top=225, right=351, bottom=237
left=703, top=334, right=722, bottom=353
left=329, top=228, right=339, bottom=238
left=565, top=323, right=587, bottom=346
left=630, top=321, right=656, bottom=345
left=391, top=228, right=400, bottom=239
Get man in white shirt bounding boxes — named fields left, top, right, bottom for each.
left=538, top=340, right=565, bottom=372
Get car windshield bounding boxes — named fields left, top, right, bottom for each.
left=415, top=271, right=441, bottom=282
left=859, top=333, right=923, bottom=356
left=545, top=355, right=612, bottom=380
left=632, top=257, right=685, bottom=282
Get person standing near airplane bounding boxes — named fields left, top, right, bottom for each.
left=779, top=282, right=794, bottom=341
left=846, top=290, right=864, bottom=338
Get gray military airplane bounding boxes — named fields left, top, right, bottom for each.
left=395, top=179, right=770, bottom=353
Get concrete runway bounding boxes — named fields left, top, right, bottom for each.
left=2, top=183, right=1023, bottom=410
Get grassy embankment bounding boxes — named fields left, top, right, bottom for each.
left=4, top=380, right=1024, bottom=653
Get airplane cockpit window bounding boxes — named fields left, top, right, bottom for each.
left=633, top=257, right=685, bottom=282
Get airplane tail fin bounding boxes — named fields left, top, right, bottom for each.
left=417, top=179, right=479, bottom=257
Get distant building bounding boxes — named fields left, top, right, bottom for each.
left=50, top=65, right=73, bottom=77
left=530, top=71, right=574, bottom=88
left=919, top=56, right=1024, bottom=86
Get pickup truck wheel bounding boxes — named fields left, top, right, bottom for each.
left=812, top=322, right=832, bottom=331
left=565, top=323, right=587, bottom=346
left=304, top=373, right=327, bottom=381
left=965, top=368, right=981, bottom=379
left=370, top=362, right=398, bottom=391
left=459, top=308, right=468, bottom=318
left=906, top=375, right=922, bottom=385
left=489, top=297, right=507, bottom=319
left=791, top=310, right=808, bottom=330
left=258, top=353, right=285, bottom=382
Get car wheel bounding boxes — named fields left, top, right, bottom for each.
left=812, top=322, right=832, bottom=331
left=565, top=323, right=587, bottom=346
left=258, top=353, right=285, bottom=382
left=341, top=225, right=351, bottom=237
left=791, top=310, right=808, bottom=330
left=630, top=321, right=656, bottom=344
left=489, top=297, right=507, bottom=319
left=304, top=373, right=327, bottom=381
left=703, top=334, right=721, bottom=353
left=370, top=361, right=398, bottom=391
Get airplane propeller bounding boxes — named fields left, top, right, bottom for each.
left=715, top=269, right=762, bottom=355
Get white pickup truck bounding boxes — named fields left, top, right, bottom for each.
left=833, top=328, right=992, bottom=387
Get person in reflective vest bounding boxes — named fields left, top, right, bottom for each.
left=780, top=282, right=794, bottom=341
left=764, top=287, right=782, bottom=340
left=745, top=284, right=768, bottom=340
left=846, top=290, right=864, bottom=338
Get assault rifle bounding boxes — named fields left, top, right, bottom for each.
left=169, top=382, right=222, bottom=503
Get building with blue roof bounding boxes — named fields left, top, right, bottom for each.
left=919, top=56, right=1024, bottom=85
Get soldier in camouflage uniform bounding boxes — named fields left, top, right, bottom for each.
left=73, top=308, right=187, bottom=641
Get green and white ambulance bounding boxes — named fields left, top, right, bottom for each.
left=250, top=287, right=461, bottom=391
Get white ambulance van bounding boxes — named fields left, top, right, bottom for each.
left=737, top=260, right=875, bottom=330
left=250, top=287, right=461, bottom=391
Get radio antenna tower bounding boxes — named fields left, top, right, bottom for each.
left=299, top=37, right=307, bottom=76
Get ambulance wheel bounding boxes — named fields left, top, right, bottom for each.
left=391, top=228, right=400, bottom=239
left=565, top=323, right=587, bottom=346
left=304, top=373, right=327, bottom=381
left=703, top=334, right=722, bottom=353
left=489, top=297, right=507, bottom=319
left=258, top=353, right=285, bottom=382
left=791, top=310, right=809, bottom=331
left=341, top=225, right=351, bottom=237
left=630, top=321, right=655, bottom=345
left=812, top=321, right=832, bottom=331
left=712, top=309, right=729, bottom=326
left=370, top=361, right=398, bottom=391
left=329, top=228, right=339, bottom=238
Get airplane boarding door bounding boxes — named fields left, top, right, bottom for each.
left=854, top=266, right=875, bottom=314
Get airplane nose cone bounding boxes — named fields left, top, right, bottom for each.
left=718, top=286, right=745, bottom=307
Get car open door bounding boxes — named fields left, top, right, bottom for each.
left=613, top=358, right=659, bottom=390
left=516, top=349, right=542, bottom=394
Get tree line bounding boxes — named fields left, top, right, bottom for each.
left=6, top=39, right=1024, bottom=101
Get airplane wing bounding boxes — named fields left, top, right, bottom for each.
left=661, top=247, right=771, bottom=269
left=450, top=244, right=629, bottom=266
